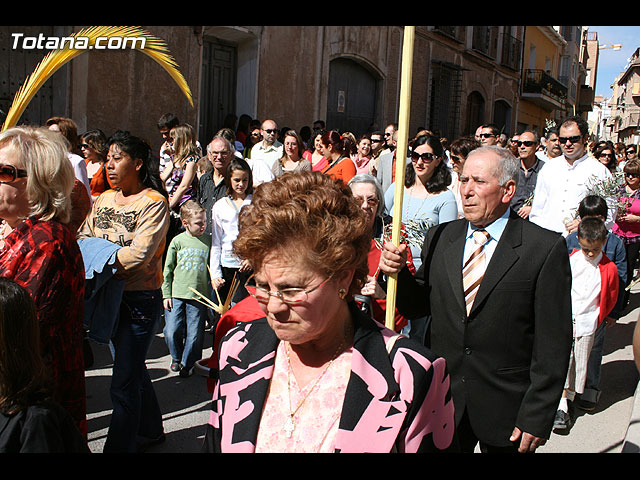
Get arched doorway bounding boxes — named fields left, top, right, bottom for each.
left=326, top=58, right=378, bottom=136
left=465, top=91, right=485, bottom=135
left=493, top=99, right=512, bottom=136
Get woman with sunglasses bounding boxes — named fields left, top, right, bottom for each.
left=242, top=120, right=262, bottom=159
left=202, top=171, right=455, bottom=453
left=0, top=126, right=87, bottom=441
left=383, top=134, right=457, bottom=270
left=594, top=143, right=618, bottom=174
left=613, top=159, right=640, bottom=305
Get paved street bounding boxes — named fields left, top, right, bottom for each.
left=85, top=286, right=640, bottom=454
left=539, top=285, right=640, bottom=453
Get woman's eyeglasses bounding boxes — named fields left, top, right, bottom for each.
left=410, top=151, right=437, bottom=163
left=0, top=164, right=28, bottom=183
left=245, top=275, right=332, bottom=305
left=625, top=172, right=640, bottom=179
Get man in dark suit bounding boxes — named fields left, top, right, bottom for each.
left=380, top=146, right=572, bottom=453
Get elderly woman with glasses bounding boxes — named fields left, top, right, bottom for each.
left=202, top=171, right=455, bottom=453
left=613, top=159, right=640, bottom=303
left=0, top=126, right=87, bottom=440
left=348, top=174, right=415, bottom=333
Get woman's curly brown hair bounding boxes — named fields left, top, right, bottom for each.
left=234, top=171, right=370, bottom=297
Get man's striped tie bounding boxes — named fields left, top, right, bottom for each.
left=463, top=229, right=490, bottom=315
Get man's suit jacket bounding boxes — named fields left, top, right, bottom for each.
left=395, top=210, right=572, bottom=447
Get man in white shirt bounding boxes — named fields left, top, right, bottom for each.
left=529, top=116, right=616, bottom=235
left=250, top=119, right=282, bottom=170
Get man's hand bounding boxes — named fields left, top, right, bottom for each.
left=517, top=205, right=531, bottom=219
left=379, top=242, right=408, bottom=275
left=510, top=427, right=546, bottom=453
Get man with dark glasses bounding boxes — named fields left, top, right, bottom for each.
left=529, top=115, right=615, bottom=235
left=510, top=130, right=543, bottom=219
left=249, top=119, right=283, bottom=171
left=477, top=124, right=501, bottom=146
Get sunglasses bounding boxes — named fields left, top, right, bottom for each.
left=516, top=140, right=536, bottom=147
left=625, top=173, right=640, bottom=179
left=479, top=133, right=496, bottom=138
left=371, top=138, right=382, bottom=143
left=410, top=151, right=437, bottom=163
left=0, top=164, right=28, bottom=183
left=558, top=135, right=582, bottom=144
left=263, top=129, right=278, bottom=134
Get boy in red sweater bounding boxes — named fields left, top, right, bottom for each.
left=554, top=217, right=619, bottom=431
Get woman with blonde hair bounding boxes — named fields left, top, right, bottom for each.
left=161, top=123, right=201, bottom=211
left=0, top=126, right=87, bottom=439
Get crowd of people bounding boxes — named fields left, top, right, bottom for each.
left=1, top=109, right=640, bottom=453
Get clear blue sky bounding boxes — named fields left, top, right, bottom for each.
left=589, top=25, right=640, bottom=98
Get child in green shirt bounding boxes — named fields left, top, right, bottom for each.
left=162, top=200, right=212, bottom=377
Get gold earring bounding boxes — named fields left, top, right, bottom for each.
left=338, top=288, right=347, bottom=299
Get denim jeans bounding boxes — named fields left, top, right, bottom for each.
left=103, top=290, right=164, bottom=453
left=163, top=298, right=207, bottom=369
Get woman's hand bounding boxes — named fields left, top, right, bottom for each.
left=360, top=275, right=386, bottom=299
left=620, top=213, right=640, bottom=223
left=239, top=259, right=252, bottom=273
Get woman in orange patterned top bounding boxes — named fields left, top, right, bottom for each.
left=78, top=130, right=170, bottom=452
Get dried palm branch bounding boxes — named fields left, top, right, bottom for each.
left=2, top=26, right=193, bottom=131
left=190, top=271, right=241, bottom=316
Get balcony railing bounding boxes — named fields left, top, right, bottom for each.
left=522, top=69, right=568, bottom=102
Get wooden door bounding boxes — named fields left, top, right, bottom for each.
left=199, top=38, right=236, bottom=147
left=327, top=58, right=377, bottom=136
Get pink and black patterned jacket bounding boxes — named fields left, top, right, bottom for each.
left=203, top=305, right=456, bottom=453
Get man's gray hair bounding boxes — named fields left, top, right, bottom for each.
left=208, top=135, right=235, bottom=154
left=468, top=146, right=519, bottom=188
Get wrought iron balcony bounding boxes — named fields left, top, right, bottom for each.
left=521, top=69, right=568, bottom=109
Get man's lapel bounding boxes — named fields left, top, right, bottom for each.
left=443, top=220, right=468, bottom=312
left=469, top=212, right=523, bottom=316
